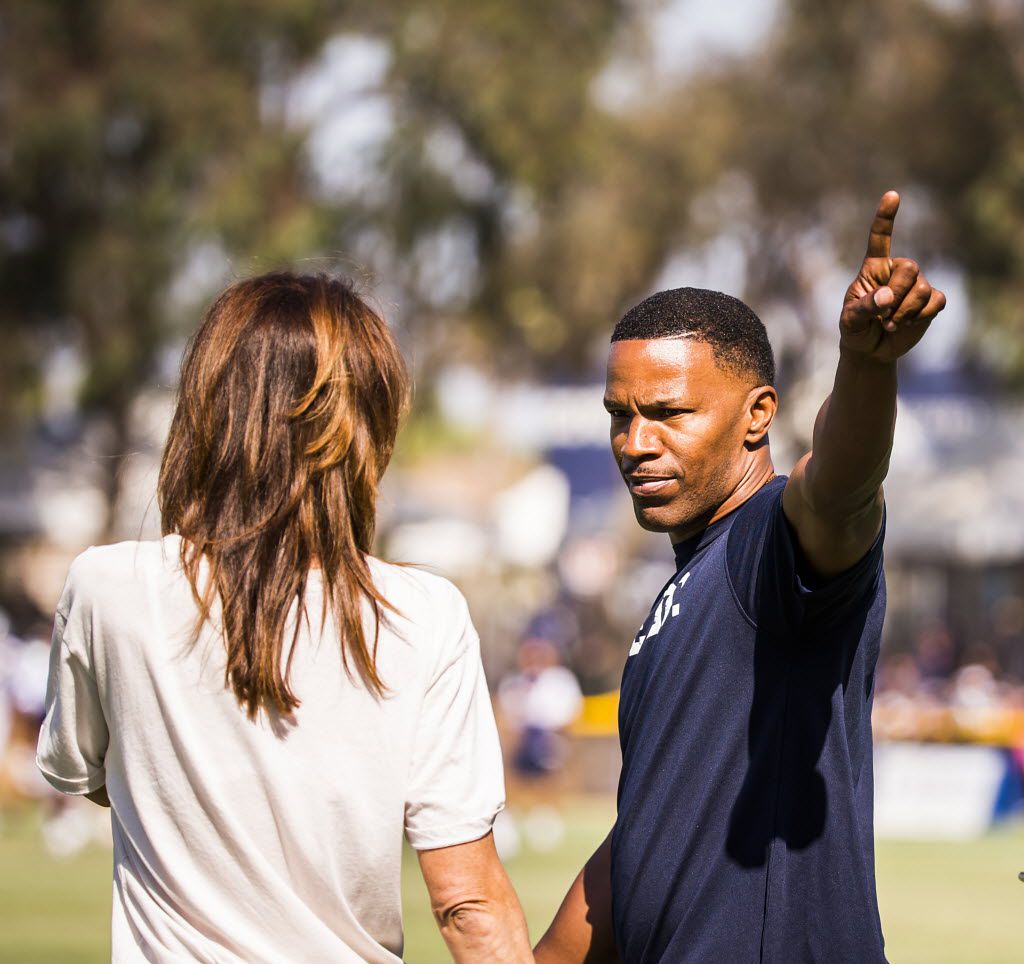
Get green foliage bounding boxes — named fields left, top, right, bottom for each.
left=0, top=0, right=348, bottom=530
left=3, top=0, right=1024, bottom=531
left=677, top=0, right=1024, bottom=376
left=0, top=0, right=337, bottom=400
left=357, top=0, right=670, bottom=371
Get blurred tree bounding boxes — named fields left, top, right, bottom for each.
left=2, top=0, right=678, bottom=535
left=338, top=0, right=1024, bottom=382
left=662, top=0, right=1024, bottom=380
left=6, top=0, right=1023, bottom=539
left=0, top=0, right=348, bottom=536
left=337, top=0, right=727, bottom=373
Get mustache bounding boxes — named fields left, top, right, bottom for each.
left=623, top=469, right=675, bottom=479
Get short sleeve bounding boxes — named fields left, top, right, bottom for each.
left=404, top=592, right=505, bottom=851
left=727, top=480, right=885, bottom=637
left=36, top=558, right=109, bottom=795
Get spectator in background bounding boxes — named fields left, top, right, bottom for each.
left=36, top=272, right=532, bottom=963
left=495, top=616, right=583, bottom=858
left=10, top=623, right=49, bottom=729
left=914, top=622, right=956, bottom=682
left=2, top=617, right=57, bottom=802
left=500, top=637, right=583, bottom=780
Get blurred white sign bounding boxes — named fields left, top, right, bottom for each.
left=493, top=465, right=570, bottom=567
left=874, top=741, right=1006, bottom=840
left=386, top=517, right=488, bottom=576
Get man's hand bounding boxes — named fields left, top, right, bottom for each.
left=839, top=190, right=946, bottom=363
left=784, top=189, right=949, bottom=578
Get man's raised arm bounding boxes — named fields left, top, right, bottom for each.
left=783, top=191, right=947, bottom=577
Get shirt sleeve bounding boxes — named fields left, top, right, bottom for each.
left=404, top=589, right=506, bottom=851
left=727, top=481, right=885, bottom=638
left=36, top=556, right=110, bottom=795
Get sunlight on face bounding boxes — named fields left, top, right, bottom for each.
left=604, top=337, right=760, bottom=541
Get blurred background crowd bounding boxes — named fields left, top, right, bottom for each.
left=1, top=0, right=1023, bottom=960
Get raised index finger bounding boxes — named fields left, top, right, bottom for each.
left=865, top=190, right=900, bottom=259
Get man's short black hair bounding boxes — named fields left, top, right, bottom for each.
left=612, top=287, right=775, bottom=387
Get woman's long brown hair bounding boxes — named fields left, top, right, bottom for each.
left=158, top=272, right=410, bottom=718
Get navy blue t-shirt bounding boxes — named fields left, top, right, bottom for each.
left=612, top=476, right=886, bottom=963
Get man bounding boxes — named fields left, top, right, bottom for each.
left=534, top=191, right=945, bottom=963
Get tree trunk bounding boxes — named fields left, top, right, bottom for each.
left=99, top=403, right=131, bottom=543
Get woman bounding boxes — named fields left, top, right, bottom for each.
left=36, top=272, right=531, bottom=962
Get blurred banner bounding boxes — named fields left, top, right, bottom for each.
left=874, top=742, right=1022, bottom=840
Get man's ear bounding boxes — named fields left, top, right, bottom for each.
left=746, top=385, right=778, bottom=444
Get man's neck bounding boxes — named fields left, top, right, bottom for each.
left=669, top=452, right=777, bottom=545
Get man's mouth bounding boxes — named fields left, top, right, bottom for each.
left=627, top=475, right=676, bottom=497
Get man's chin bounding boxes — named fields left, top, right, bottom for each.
left=632, top=504, right=680, bottom=534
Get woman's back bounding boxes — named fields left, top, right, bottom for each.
left=37, top=271, right=531, bottom=962
left=39, top=536, right=503, bottom=962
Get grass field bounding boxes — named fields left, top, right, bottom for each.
left=1, top=799, right=1021, bottom=963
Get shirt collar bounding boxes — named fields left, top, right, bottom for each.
left=671, top=476, right=786, bottom=570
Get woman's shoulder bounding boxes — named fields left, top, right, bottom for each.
left=368, top=559, right=480, bottom=674
left=367, top=557, right=468, bottom=615
left=61, top=536, right=184, bottom=607
left=367, top=559, right=477, bottom=648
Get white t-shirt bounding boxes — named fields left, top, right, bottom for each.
left=37, top=536, right=505, bottom=963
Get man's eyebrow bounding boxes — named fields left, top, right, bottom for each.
left=650, top=397, right=691, bottom=406
left=603, top=396, right=693, bottom=411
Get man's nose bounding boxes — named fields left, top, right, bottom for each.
left=621, top=416, right=660, bottom=462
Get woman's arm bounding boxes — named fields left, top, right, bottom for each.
left=417, top=832, right=533, bottom=962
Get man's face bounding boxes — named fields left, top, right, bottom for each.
left=604, top=337, right=759, bottom=542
